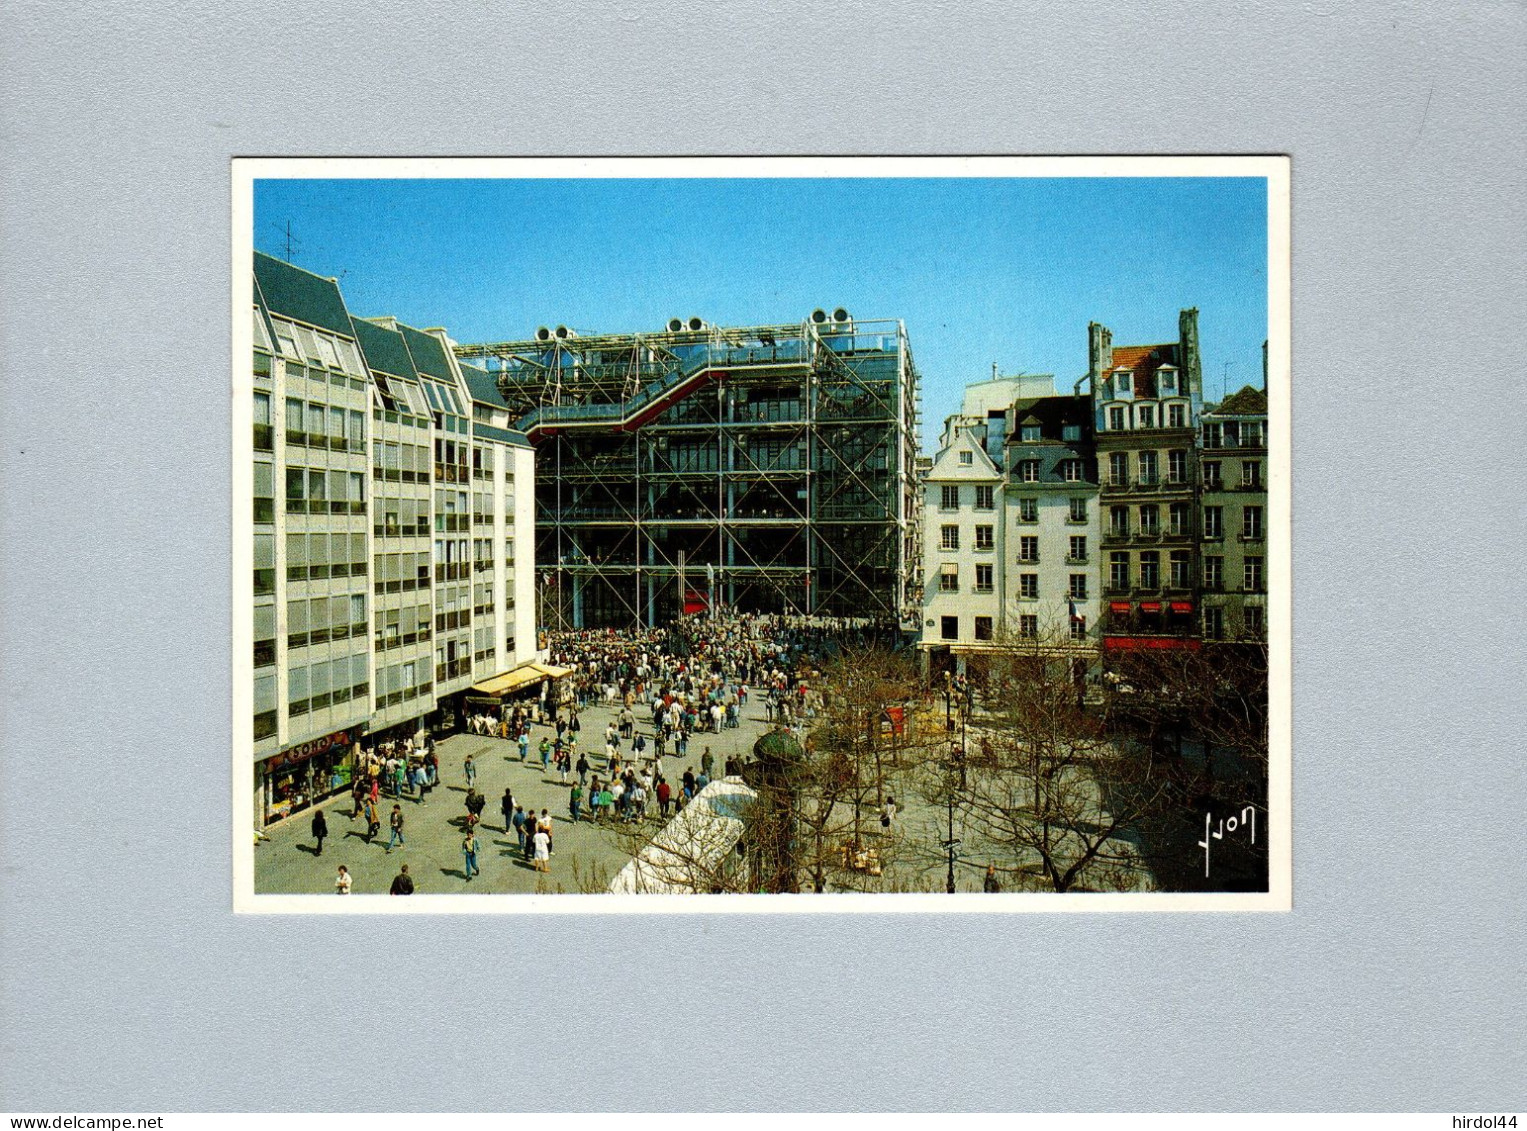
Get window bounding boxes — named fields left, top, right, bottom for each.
left=940, top=485, right=960, bottom=510
left=1169, top=550, right=1191, bottom=588
left=1138, top=451, right=1158, bottom=485
left=1203, top=460, right=1221, bottom=487
left=941, top=616, right=958, bottom=641
left=1139, top=551, right=1160, bottom=589
left=285, top=397, right=304, bottom=441
left=1109, top=506, right=1129, bottom=537
left=1169, top=501, right=1190, bottom=536
left=1018, top=536, right=1038, bottom=563
left=253, top=462, right=274, bottom=524
left=284, top=467, right=305, bottom=506
left=1243, top=605, right=1265, bottom=637
left=1019, top=614, right=1038, bottom=638
left=1139, top=504, right=1159, bottom=536
left=1242, top=461, right=1263, bottom=488
left=1242, top=422, right=1265, bottom=448
left=958, top=450, right=974, bottom=466
left=1203, top=556, right=1223, bottom=590
left=253, top=392, right=272, bottom=451
left=939, top=564, right=959, bottom=593
left=1057, top=459, right=1080, bottom=482
left=1069, top=574, right=1088, bottom=599
left=1204, top=606, right=1224, bottom=640
left=1138, top=404, right=1155, bottom=429
left=975, top=564, right=994, bottom=593
left=1116, top=371, right=1132, bottom=393
left=1109, top=552, right=1130, bottom=590
left=1069, top=616, right=1087, bottom=641
left=1243, top=505, right=1264, bottom=539
left=1019, top=424, right=1041, bottom=442
left=1203, top=506, right=1223, bottom=539
left=1069, top=497, right=1088, bottom=523
left=253, top=534, right=274, bottom=596
left=974, top=525, right=994, bottom=551
left=974, top=485, right=994, bottom=511
left=1159, top=370, right=1177, bottom=394
left=940, top=525, right=960, bottom=551
left=1018, top=497, right=1038, bottom=523
left=1244, top=557, right=1265, bottom=592
left=1202, top=422, right=1222, bottom=448
left=974, top=616, right=993, bottom=641
left=1017, top=460, right=1041, bottom=483
left=1109, top=452, right=1129, bottom=486
left=1020, top=573, right=1039, bottom=599
left=1068, top=535, right=1087, bottom=563
left=1108, top=406, right=1125, bottom=431
left=1168, top=450, right=1188, bottom=484
left=1168, top=403, right=1186, bottom=428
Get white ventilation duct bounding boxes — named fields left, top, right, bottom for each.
left=667, top=318, right=685, bottom=332
left=687, top=316, right=705, bottom=332
left=810, top=308, right=830, bottom=325
left=554, top=325, right=576, bottom=340
left=535, top=326, right=553, bottom=342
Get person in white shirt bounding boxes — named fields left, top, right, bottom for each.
left=334, top=865, right=352, bottom=895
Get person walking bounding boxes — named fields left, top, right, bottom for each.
left=880, top=795, right=898, bottom=832
left=363, top=796, right=380, bottom=842
left=334, top=865, right=352, bottom=895
left=464, top=753, right=477, bottom=789
left=532, top=825, right=551, bottom=873
left=700, top=748, right=714, bottom=781
left=656, top=777, right=672, bottom=818
left=518, top=729, right=530, bottom=762
left=311, top=808, right=328, bottom=856
left=569, top=782, right=583, bottom=824
left=389, top=864, right=415, bottom=895
left=461, top=829, right=481, bottom=881
left=500, top=787, right=516, bottom=833
left=983, top=864, right=1002, bottom=893
left=386, top=804, right=406, bottom=853
left=538, top=809, right=554, bottom=855
left=576, top=753, right=589, bottom=786
left=512, top=805, right=527, bottom=850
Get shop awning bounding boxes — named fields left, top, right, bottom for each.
left=1110, top=601, right=1132, bottom=614
left=1140, top=601, right=1162, bottom=613
left=531, top=662, right=573, bottom=680
left=1170, top=601, right=1194, bottom=614
left=471, top=665, right=547, bottom=696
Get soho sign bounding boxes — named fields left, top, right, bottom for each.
left=270, top=729, right=355, bottom=769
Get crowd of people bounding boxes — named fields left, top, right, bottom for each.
left=309, top=611, right=904, bottom=894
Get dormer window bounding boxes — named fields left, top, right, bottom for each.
left=1019, top=424, right=1041, bottom=442
left=1138, top=404, right=1155, bottom=429
left=1116, top=370, right=1132, bottom=393
left=1062, top=423, right=1082, bottom=442
left=1158, top=367, right=1177, bottom=394
left=959, top=451, right=974, bottom=466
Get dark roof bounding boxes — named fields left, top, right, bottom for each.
left=1007, top=395, right=1090, bottom=443
left=353, top=318, right=417, bottom=380
left=473, top=423, right=532, bottom=448
left=1211, top=385, right=1267, bottom=416
left=252, top=252, right=354, bottom=338
left=459, top=363, right=508, bottom=409
left=398, top=324, right=455, bottom=382
left=1106, top=342, right=1180, bottom=398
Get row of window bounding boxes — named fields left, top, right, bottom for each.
left=1104, top=401, right=1190, bottom=431
left=939, top=615, right=1089, bottom=643
left=261, top=312, right=365, bottom=378
left=1203, top=421, right=1266, bottom=450
left=938, top=564, right=1092, bottom=599
left=938, top=484, right=997, bottom=511
left=1203, top=605, right=1265, bottom=639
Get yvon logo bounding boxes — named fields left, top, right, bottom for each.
left=1198, top=804, right=1257, bottom=877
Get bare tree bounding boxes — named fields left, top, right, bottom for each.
left=942, top=627, right=1175, bottom=893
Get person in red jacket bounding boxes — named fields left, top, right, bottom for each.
left=656, top=777, right=673, bottom=818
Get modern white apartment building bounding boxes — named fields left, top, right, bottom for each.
left=250, top=253, right=537, bottom=827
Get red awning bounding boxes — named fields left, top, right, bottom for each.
left=1103, top=636, right=1203, bottom=651
left=1110, top=601, right=1132, bottom=614
left=1170, top=601, right=1194, bottom=614
left=1140, top=601, right=1162, bottom=613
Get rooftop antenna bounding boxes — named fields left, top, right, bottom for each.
left=992, top=362, right=998, bottom=380
left=1221, top=361, right=1233, bottom=402
left=268, top=220, right=300, bottom=262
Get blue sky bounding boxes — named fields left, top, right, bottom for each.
left=255, top=176, right=1268, bottom=447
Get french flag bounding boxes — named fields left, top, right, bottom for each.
left=1069, top=598, right=1083, bottom=621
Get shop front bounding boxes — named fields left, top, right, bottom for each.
left=259, top=726, right=361, bottom=826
